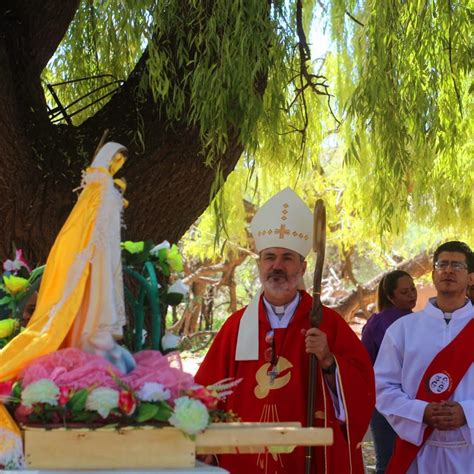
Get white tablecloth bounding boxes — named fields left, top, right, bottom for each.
left=1, top=461, right=227, bottom=474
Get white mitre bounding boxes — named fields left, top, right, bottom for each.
left=235, top=187, right=313, bottom=360
left=251, top=187, right=313, bottom=257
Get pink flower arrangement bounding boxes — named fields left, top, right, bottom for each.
left=3, top=348, right=239, bottom=436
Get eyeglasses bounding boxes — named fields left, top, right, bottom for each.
left=434, top=260, right=468, bottom=271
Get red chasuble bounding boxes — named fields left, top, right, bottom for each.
left=195, top=291, right=375, bottom=474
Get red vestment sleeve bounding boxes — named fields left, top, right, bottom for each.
left=320, top=307, right=375, bottom=471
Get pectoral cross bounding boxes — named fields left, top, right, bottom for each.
left=268, top=365, right=279, bottom=385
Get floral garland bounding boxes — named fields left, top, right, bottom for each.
left=0, top=348, right=240, bottom=438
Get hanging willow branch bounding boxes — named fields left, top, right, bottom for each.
left=345, top=10, right=364, bottom=27
left=293, top=0, right=340, bottom=152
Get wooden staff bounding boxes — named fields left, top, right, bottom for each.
left=93, top=129, right=109, bottom=158
left=304, top=199, right=326, bottom=474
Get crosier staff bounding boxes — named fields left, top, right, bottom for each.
left=305, top=199, right=326, bottom=474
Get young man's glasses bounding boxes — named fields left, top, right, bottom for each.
left=434, top=260, right=468, bottom=271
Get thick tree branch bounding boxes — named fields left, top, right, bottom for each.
left=52, top=46, right=243, bottom=245
left=0, top=3, right=263, bottom=262
left=4, top=0, right=80, bottom=75
left=329, top=250, right=433, bottom=321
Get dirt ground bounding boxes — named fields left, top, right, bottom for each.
left=362, top=441, right=376, bottom=473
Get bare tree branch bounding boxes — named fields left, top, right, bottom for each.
left=329, top=250, right=433, bottom=321
left=345, top=10, right=364, bottom=27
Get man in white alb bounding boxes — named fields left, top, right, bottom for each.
left=375, top=241, right=474, bottom=473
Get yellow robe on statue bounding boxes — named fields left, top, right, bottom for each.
left=0, top=142, right=127, bottom=466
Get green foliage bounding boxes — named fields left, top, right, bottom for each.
left=329, top=0, right=473, bottom=235
left=44, top=0, right=153, bottom=125
left=43, top=1, right=473, bottom=238
left=121, top=240, right=184, bottom=287
left=145, top=0, right=307, bottom=164
left=136, top=401, right=173, bottom=423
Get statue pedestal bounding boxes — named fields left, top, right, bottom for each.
left=22, top=422, right=333, bottom=470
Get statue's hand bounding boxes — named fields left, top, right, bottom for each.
left=83, top=330, right=136, bottom=374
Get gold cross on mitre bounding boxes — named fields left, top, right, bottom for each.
left=275, top=224, right=290, bottom=239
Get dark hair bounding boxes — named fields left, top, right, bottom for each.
left=377, top=270, right=412, bottom=311
left=433, top=241, right=474, bottom=273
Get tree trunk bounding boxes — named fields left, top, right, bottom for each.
left=0, top=3, right=253, bottom=264
left=182, top=280, right=207, bottom=336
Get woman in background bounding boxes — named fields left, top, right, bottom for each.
left=362, top=270, right=417, bottom=474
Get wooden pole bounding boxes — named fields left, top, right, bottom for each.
left=305, top=199, right=326, bottom=474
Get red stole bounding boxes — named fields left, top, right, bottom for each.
left=387, top=318, right=474, bottom=474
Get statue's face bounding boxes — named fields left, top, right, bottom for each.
left=258, top=247, right=306, bottom=305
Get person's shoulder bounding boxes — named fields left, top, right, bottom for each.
left=319, top=305, right=341, bottom=323
left=385, top=308, right=423, bottom=337
left=322, top=305, right=359, bottom=323
left=363, top=311, right=383, bottom=332
left=364, top=307, right=404, bottom=332
left=218, top=305, right=248, bottom=332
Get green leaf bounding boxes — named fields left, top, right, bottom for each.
left=153, top=402, right=173, bottom=422
left=0, top=296, right=12, bottom=305
left=72, top=411, right=95, bottom=423
left=122, top=241, right=145, bottom=254
left=135, top=402, right=159, bottom=423
left=68, top=389, right=89, bottom=412
left=12, top=381, right=22, bottom=399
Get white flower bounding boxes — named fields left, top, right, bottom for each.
left=167, top=279, right=189, bottom=296
left=150, top=240, right=170, bottom=256
left=161, top=332, right=181, bottom=351
left=137, top=382, right=171, bottom=402
left=86, top=387, right=119, bottom=418
left=169, top=396, right=209, bottom=435
left=21, top=379, right=60, bottom=408
left=3, top=259, right=22, bottom=272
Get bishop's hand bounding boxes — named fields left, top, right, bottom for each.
left=301, top=327, right=335, bottom=370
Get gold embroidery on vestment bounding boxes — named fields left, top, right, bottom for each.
left=254, top=357, right=293, bottom=399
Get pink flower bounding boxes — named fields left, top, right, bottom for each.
left=0, top=380, right=13, bottom=401
left=118, top=390, right=136, bottom=416
left=14, top=404, right=34, bottom=424
left=58, top=386, right=72, bottom=406
left=3, top=249, right=31, bottom=274
left=188, top=387, right=219, bottom=410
